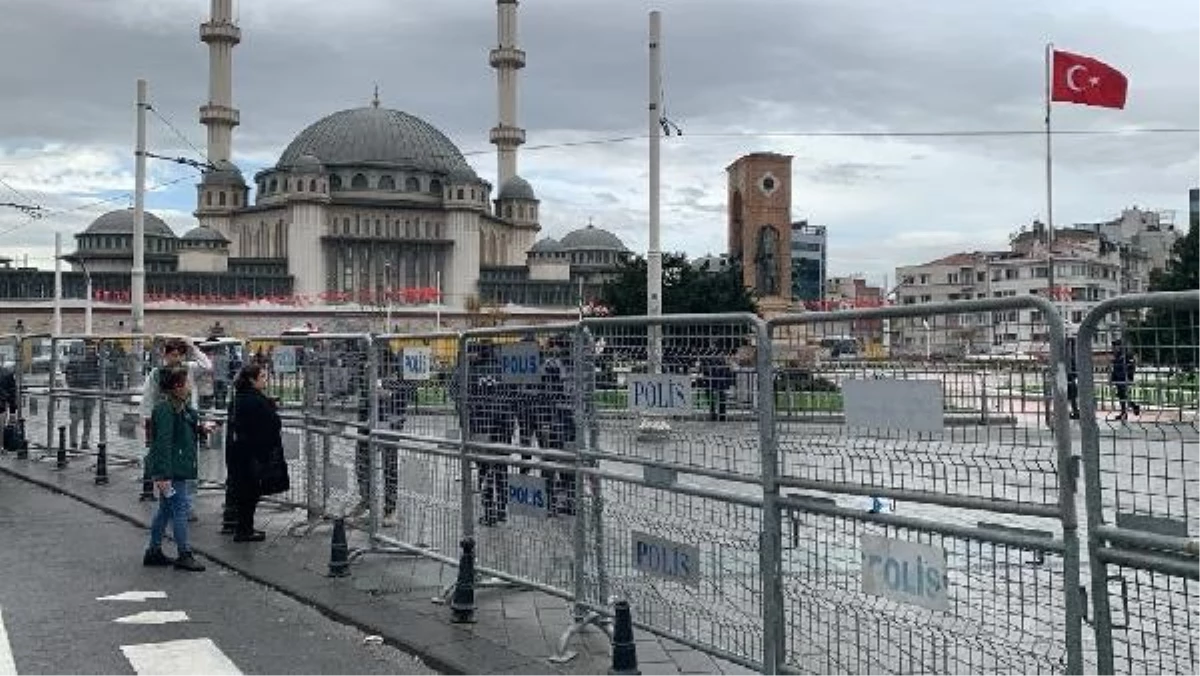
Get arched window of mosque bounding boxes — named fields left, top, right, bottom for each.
left=309, top=179, right=317, bottom=192
left=505, top=204, right=513, bottom=219
left=233, top=192, right=240, bottom=206
left=518, top=205, right=525, bottom=219
left=268, top=178, right=277, bottom=193
left=379, top=175, right=395, bottom=190
left=405, top=176, right=420, bottom=192
left=429, top=179, right=442, bottom=194
left=375, top=220, right=381, bottom=237
left=219, top=192, right=227, bottom=206
left=351, top=173, right=368, bottom=189
left=206, top=192, right=213, bottom=206
left=457, top=188, right=465, bottom=200
left=343, top=217, right=350, bottom=234
left=329, top=174, right=342, bottom=190
left=470, top=188, right=476, bottom=200
left=285, top=179, right=292, bottom=192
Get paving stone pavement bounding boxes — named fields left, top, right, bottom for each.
left=0, top=445, right=754, bottom=675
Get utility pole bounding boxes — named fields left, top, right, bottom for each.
left=132, top=79, right=148, bottom=335
left=53, top=232, right=62, bottom=336
left=639, top=10, right=670, bottom=440
left=0, top=202, right=44, bottom=218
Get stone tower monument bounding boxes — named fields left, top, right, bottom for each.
left=727, top=152, right=793, bottom=312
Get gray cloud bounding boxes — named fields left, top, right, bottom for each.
left=1, top=0, right=1196, bottom=285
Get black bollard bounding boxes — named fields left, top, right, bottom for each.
left=449, top=537, right=477, bottom=624
left=609, top=599, right=641, bottom=675
left=94, top=442, right=108, bottom=485
left=56, top=426, right=67, bottom=469
left=15, top=417, right=29, bottom=460
left=327, top=517, right=350, bottom=578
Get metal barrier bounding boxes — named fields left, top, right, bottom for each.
left=361, top=332, right=463, bottom=560
left=246, top=333, right=374, bottom=520
left=1076, top=290, right=1199, bottom=675
left=768, top=296, right=1084, bottom=674
left=575, top=313, right=774, bottom=672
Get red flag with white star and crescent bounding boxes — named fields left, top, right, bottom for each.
left=1051, top=50, right=1128, bottom=109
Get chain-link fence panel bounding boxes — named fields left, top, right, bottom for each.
left=364, top=332, right=463, bottom=556
left=458, top=324, right=583, bottom=598
left=244, top=333, right=374, bottom=518
left=1077, top=290, right=1199, bottom=675
left=574, top=314, right=773, bottom=672
left=769, top=296, right=1083, bottom=674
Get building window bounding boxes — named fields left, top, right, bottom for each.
left=233, top=192, right=240, bottom=206
left=405, top=176, right=420, bottom=192
left=329, top=175, right=342, bottom=190
left=308, top=179, right=316, bottom=192
left=505, top=204, right=513, bottom=219
left=429, top=179, right=442, bottom=194
left=269, top=178, right=278, bottom=193
left=219, top=192, right=227, bottom=206
left=206, top=192, right=213, bottom=206
left=379, top=175, right=395, bottom=190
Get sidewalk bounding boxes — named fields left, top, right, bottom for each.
left=0, top=447, right=749, bottom=676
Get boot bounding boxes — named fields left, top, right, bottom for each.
left=233, top=530, right=266, bottom=542
left=143, top=547, right=175, bottom=567
left=174, top=552, right=206, bottom=572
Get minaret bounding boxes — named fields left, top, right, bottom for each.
left=199, top=0, right=240, bottom=163
left=490, top=0, right=526, bottom=189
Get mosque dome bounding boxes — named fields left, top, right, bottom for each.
left=560, top=224, right=627, bottom=251
left=181, top=226, right=229, bottom=243
left=201, top=159, right=246, bottom=186
left=277, top=107, right=476, bottom=177
left=498, top=175, right=536, bottom=201
left=82, top=208, right=175, bottom=238
left=529, top=237, right=564, bottom=254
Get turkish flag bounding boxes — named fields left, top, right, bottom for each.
left=1051, top=50, right=1127, bottom=109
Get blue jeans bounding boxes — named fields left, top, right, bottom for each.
left=148, top=479, right=193, bottom=554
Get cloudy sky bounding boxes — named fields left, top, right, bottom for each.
left=1, top=0, right=1196, bottom=288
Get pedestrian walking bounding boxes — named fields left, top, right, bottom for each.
left=143, top=366, right=213, bottom=572
left=352, top=351, right=411, bottom=524
left=65, top=340, right=101, bottom=450
left=226, top=363, right=285, bottom=542
left=0, top=358, right=18, bottom=432
left=1109, top=339, right=1141, bottom=422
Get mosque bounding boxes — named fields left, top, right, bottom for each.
left=55, top=0, right=630, bottom=309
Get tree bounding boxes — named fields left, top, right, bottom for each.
left=595, top=253, right=759, bottom=366
left=1130, top=221, right=1198, bottom=370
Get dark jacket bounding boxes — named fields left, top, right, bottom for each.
left=0, top=366, right=16, bottom=402
left=227, top=387, right=282, bottom=499
left=147, top=399, right=200, bottom=481
left=1110, top=349, right=1136, bottom=384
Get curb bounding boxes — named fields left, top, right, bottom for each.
left=0, top=460, right=467, bottom=676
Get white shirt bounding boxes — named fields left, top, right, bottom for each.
left=139, top=345, right=213, bottom=419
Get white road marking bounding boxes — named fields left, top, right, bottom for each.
left=96, top=591, right=168, bottom=603
left=113, top=611, right=190, bottom=625
left=0, top=607, right=17, bottom=675
left=121, top=638, right=242, bottom=675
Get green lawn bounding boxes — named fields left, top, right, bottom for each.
left=591, top=388, right=844, bottom=413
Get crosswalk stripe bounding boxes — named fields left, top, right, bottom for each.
left=113, top=611, right=189, bottom=625
left=0, top=607, right=17, bottom=675
left=120, top=638, right=242, bottom=675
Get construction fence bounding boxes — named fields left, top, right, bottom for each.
left=1, top=290, right=1196, bottom=675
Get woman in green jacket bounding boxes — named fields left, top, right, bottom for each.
left=143, top=365, right=213, bottom=572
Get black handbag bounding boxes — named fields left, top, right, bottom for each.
left=257, top=437, right=290, bottom=496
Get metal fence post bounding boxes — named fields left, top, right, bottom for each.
left=456, top=334, right=475, bottom=541
left=46, top=337, right=59, bottom=451
left=1038, top=297, right=1084, bottom=675
left=302, top=345, right=320, bottom=521
left=364, top=334, right=381, bottom=538
left=757, top=318, right=785, bottom=674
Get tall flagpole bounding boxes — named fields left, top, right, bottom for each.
left=1044, top=44, right=1056, bottom=306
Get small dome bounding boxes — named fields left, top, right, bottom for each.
left=447, top=166, right=480, bottom=184
left=498, top=175, right=536, bottom=201
left=82, top=208, right=175, bottom=238
left=201, top=159, right=246, bottom=186
left=181, top=226, right=229, bottom=243
left=529, top=237, right=564, bottom=254
left=291, top=154, right=324, bottom=172
left=560, top=224, right=627, bottom=251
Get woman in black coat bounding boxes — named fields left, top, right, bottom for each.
left=226, top=363, right=281, bottom=542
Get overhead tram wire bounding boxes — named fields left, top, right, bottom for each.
left=146, top=102, right=215, bottom=171
left=454, top=125, right=1198, bottom=156
left=0, top=173, right=198, bottom=239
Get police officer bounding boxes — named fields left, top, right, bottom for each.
left=541, top=333, right=577, bottom=516
left=466, top=342, right=512, bottom=525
